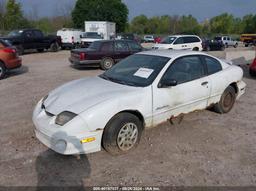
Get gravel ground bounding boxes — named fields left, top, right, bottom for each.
left=0, top=49, right=255, bottom=188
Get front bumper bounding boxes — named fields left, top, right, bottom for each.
left=236, top=80, right=246, bottom=100
left=6, top=57, right=22, bottom=70
left=32, top=100, right=103, bottom=155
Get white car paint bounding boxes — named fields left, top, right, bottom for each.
left=33, top=50, right=246, bottom=155
left=152, top=35, right=203, bottom=51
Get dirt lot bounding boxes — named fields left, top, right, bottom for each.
left=0, top=49, right=256, bottom=187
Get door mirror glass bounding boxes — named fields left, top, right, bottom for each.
left=159, top=79, right=177, bottom=88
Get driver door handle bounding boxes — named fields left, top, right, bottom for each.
left=201, top=81, right=209, bottom=86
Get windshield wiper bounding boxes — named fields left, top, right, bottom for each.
left=100, top=74, right=138, bottom=87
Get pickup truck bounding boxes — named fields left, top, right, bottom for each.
left=1, top=29, right=62, bottom=55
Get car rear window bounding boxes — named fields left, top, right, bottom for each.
left=204, top=56, right=222, bottom=75
left=0, top=39, right=12, bottom=47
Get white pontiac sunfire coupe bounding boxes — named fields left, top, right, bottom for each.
left=33, top=50, right=246, bottom=155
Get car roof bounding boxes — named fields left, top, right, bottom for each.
left=167, top=35, right=200, bottom=38
left=138, top=50, right=209, bottom=59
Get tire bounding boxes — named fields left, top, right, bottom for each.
left=249, top=68, right=256, bottom=77
left=214, top=86, right=236, bottom=114
left=192, top=47, right=199, bottom=51
left=234, top=43, right=238, bottom=48
left=245, top=44, right=249, bottom=47
left=0, top=62, right=6, bottom=80
left=102, top=113, right=143, bottom=155
left=100, top=57, right=114, bottom=70
left=37, top=49, right=44, bottom=53
left=16, top=45, right=24, bottom=55
left=50, top=42, right=59, bottom=52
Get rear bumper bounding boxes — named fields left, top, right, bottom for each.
left=5, top=57, right=22, bottom=70
left=69, top=57, right=101, bottom=66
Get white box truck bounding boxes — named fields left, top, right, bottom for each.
left=57, top=28, right=83, bottom=49
left=84, top=21, right=116, bottom=40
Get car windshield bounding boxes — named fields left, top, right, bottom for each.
left=82, top=32, right=102, bottom=39
left=160, top=36, right=177, bottom=44
left=88, top=41, right=102, bottom=50
left=100, top=54, right=170, bottom=87
left=214, top=37, right=222, bottom=41
left=8, top=30, right=22, bottom=37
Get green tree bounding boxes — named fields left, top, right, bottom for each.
left=4, top=0, right=30, bottom=30
left=72, top=0, right=128, bottom=32
left=243, top=14, right=256, bottom=33
left=179, top=15, right=201, bottom=34
left=210, top=13, right=234, bottom=34
left=130, top=15, right=148, bottom=34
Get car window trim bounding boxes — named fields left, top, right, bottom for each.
left=158, top=55, right=207, bottom=88
left=201, top=55, right=223, bottom=76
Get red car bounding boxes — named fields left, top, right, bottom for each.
left=69, top=40, right=143, bottom=70
left=0, top=39, right=22, bottom=79
left=249, top=58, right=256, bottom=77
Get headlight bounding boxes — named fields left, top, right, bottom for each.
left=55, top=111, right=77, bottom=126
left=41, top=95, right=48, bottom=109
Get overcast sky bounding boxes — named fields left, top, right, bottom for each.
left=17, top=0, right=256, bottom=21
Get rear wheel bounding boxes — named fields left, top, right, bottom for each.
left=192, top=47, right=199, bottom=51
left=0, top=62, right=6, bottom=80
left=102, top=113, right=143, bottom=155
left=214, top=86, right=236, bottom=114
left=100, top=57, right=114, bottom=70
left=50, top=42, right=59, bottom=52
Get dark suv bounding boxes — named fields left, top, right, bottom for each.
left=69, top=40, right=143, bottom=70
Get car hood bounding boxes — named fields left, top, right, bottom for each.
left=43, top=76, right=139, bottom=115
left=153, top=43, right=171, bottom=49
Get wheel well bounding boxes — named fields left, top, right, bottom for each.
left=116, top=110, right=145, bottom=129
left=229, top=82, right=238, bottom=94
left=0, top=59, right=6, bottom=66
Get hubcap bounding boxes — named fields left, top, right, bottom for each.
left=104, top=60, right=112, bottom=69
left=117, top=123, right=138, bottom=151
left=0, top=67, right=3, bottom=76
left=223, top=92, right=233, bottom=108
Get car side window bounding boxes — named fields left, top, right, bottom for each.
left=173, top=37, right=184, bottom=45
left=204, top=56, right=222, bottom=75
left=24, top=31, right=34, bottom=38
left=33, top=30, right=43, bottom=38
left=127, top=41, right=142, bottom=51
left=101, top=42, right=113, bottom=52
left=223, top=37, right=227, bottom=40
left=115, top=41, right=129, bottom=51
left=161, top=56, right=204, bottom=84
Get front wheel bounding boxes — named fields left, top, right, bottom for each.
left=192, top=47, right=199, bottom=51
left=102, top=113, right=143, bottom=155
left=100, top=57, right=114, bottom=70
left=214, top=86, right=236, bottom=114
left=0, top=62, right=6, bottom=80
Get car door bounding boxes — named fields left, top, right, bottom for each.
left=22, top=30, right=35, bottom=49
left=152, top=55, right=211, bottom=125
left=184, top=37, right=193, bottom=50
left=172, top=37, right=186, bottom=50
left=97, top=41, right=114, bottom=60
left=33, top=30, right=45, bottom=49
left=114, top=41, right=130, bottom=62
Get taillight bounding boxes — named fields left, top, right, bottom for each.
left=251, top=58, right=256, bottom=67
left=3, top=48, right=16, bottom=53
left=80, top=52, right=86, bottom=60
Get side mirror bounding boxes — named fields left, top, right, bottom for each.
left=159, top=79, right=177, bottom=88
